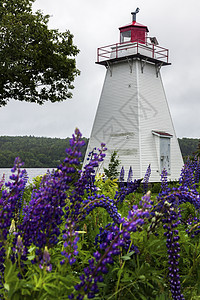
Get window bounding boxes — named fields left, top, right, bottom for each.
left=120, top=30, right=131, bottom=43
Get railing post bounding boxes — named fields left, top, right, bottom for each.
left=97, top=48, right=99, bottom=63
left=152, top=44, right=154, bottom=59
left=116, top=43, right=118, bottom=59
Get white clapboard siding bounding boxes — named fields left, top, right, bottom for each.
left=84, top=58, right=183, bottom=182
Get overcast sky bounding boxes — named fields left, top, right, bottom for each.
left=0, top=0, right=200, bottom=139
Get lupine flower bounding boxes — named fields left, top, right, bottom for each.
left=160, top=168, right=168, bottom=193
left=192, top=157, right=200, bottom=186
left=70, top=192, right=152, bottom=299
left=185, top=216, right=200, bottom=238
left=162, top=202, right=185, bottom=300
left=65, top=142, right=107, bottom=223
left=119, top=166, right=125, bottom=188
left=1, top=128, right=198, bottom=300
left=95, top=223, right=139, bottom=254
left=114, top=178, right=142, bottom=205
left=15, top=235, right=25, bottom=255
left=0, top=158, right=28, bottom=274
left=18, top=129, right=85, bottom=255
left=82, top=194, right=122, bottom=224
left=9, top=219, right=16, bottom=234
left=179, top=159, right=196, bottom=190
left=143, top=164, right=151, bottom=194
left=127, top=166, right=133, bottom=185
left=61, top=220, right=79, bottom=265
left=0, top=173, right=5, bottom=190
left=39, top=246, right=52, bottom=272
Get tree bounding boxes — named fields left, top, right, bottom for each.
left=104, top=151, right=120, bottom=180
left=0, top=0, right=79, bottom=106
left=178, top=138, right=199, bottom=161
left=195, top=139, right=200, bottom=158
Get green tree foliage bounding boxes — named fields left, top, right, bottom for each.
left=104, top=150, right=120, bottom=180
left=178, top=138, right=199, bottom=160
left=0, top=136, right=88, bottom=167
left=195, top=140, right=200, bottom=158
left=0, top=0, right=79, bottom=106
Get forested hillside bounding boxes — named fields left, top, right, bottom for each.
left=0, top=136, right=198, bottom=168
left=0, top=136, right=88, bottom=168
left=178, top=138, right=199, bottom=160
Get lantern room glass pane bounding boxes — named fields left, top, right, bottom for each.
left=120, top=30, right=131, bottom=43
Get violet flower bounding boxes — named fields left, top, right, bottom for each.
left=127, top=166, right=133, bottom=185
left=162, top=202, right=185, bottom=300
left=179, top=159, right=196, bottom=190
left=61, top=220, right=79, bottom=266
left=119, top=166, right=125, bottom=188
left=69, top=192, right=152, bottom=299
left=0, top=158, right=27, bottom=274
left=114, top=178, right=142, bottom=205
left=160, top=168, right=168, bottom=193
left=143, top=164, right=151, bottom=194
left=39, top=246, right=52, bottom=272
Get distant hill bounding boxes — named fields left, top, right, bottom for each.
left=0, top=136, right=88, bottom=168
left=178, top=138, right=199, bottom=160
left=0, top=136, right=198, bottom=168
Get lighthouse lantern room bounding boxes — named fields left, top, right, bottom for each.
left=119, top=8, right=148, bottom=44
left=84, top=9, right=183, bottom=182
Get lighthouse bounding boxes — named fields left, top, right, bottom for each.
left=84, top=9, right=183, bottom=182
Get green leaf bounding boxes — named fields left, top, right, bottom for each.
left=4, top=259, right=15, bottom=281
left=121, top=255, right=131, bottom=260
left=27, top=255, right=35, bottom=260
left=28, top=246, right=36, bottom=253
left=56, top=275, right=78, bottom=287
left=139, top=294, right=148, bottom=300
left=4, top=283, right=9, bottom=291
left=43, top=283, right=59, bottom=295
left=138, top=275, right=146, bottom=281
left=126, top=251, right=136, bottom=257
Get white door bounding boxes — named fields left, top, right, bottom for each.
left=160, top=137, right=171, bottom=174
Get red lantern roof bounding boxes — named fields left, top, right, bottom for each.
left=119, top=21, right=149, bottom=32
left=119, top=20, right=149, bottom=44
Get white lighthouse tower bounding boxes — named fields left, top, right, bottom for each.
left=84, top=9, right=183, bottom=181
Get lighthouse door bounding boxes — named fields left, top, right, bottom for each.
left=160, top=137, right=171, bottom=174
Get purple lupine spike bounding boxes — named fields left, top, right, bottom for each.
left=114, top=178, right=142, bottom=205
left=39, top=246, right=52, bottom=272
left=82, top=194, right=122, bottom=224
left=65, top=143, right=107, bottom=222
left=119, top=166, right=125, bottom=188
left=143, top=164, right=151, bottom=194
left=15, top=235, right=25, bottom=255
left=0, top=157, right=28, bottom=274
left=61, top=221, right=79, bottom=266
left=0, top=173, right=5, bottom=191
left=194, top=156, right=200, bottom=186
left=70, top=192, right=152, bottom=299
left=160, top=168, right=168, bottom=193
left=127, top=166, right=133, bottom=184
left=162, top=204, right=185, bottom=300
left=119, top=166, right=124, bottom=182
left=18, top=128, right=85, bottom=255
left=186, top=216, right=200, bottom=239
left=179, top=159, right=196, bottom=190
